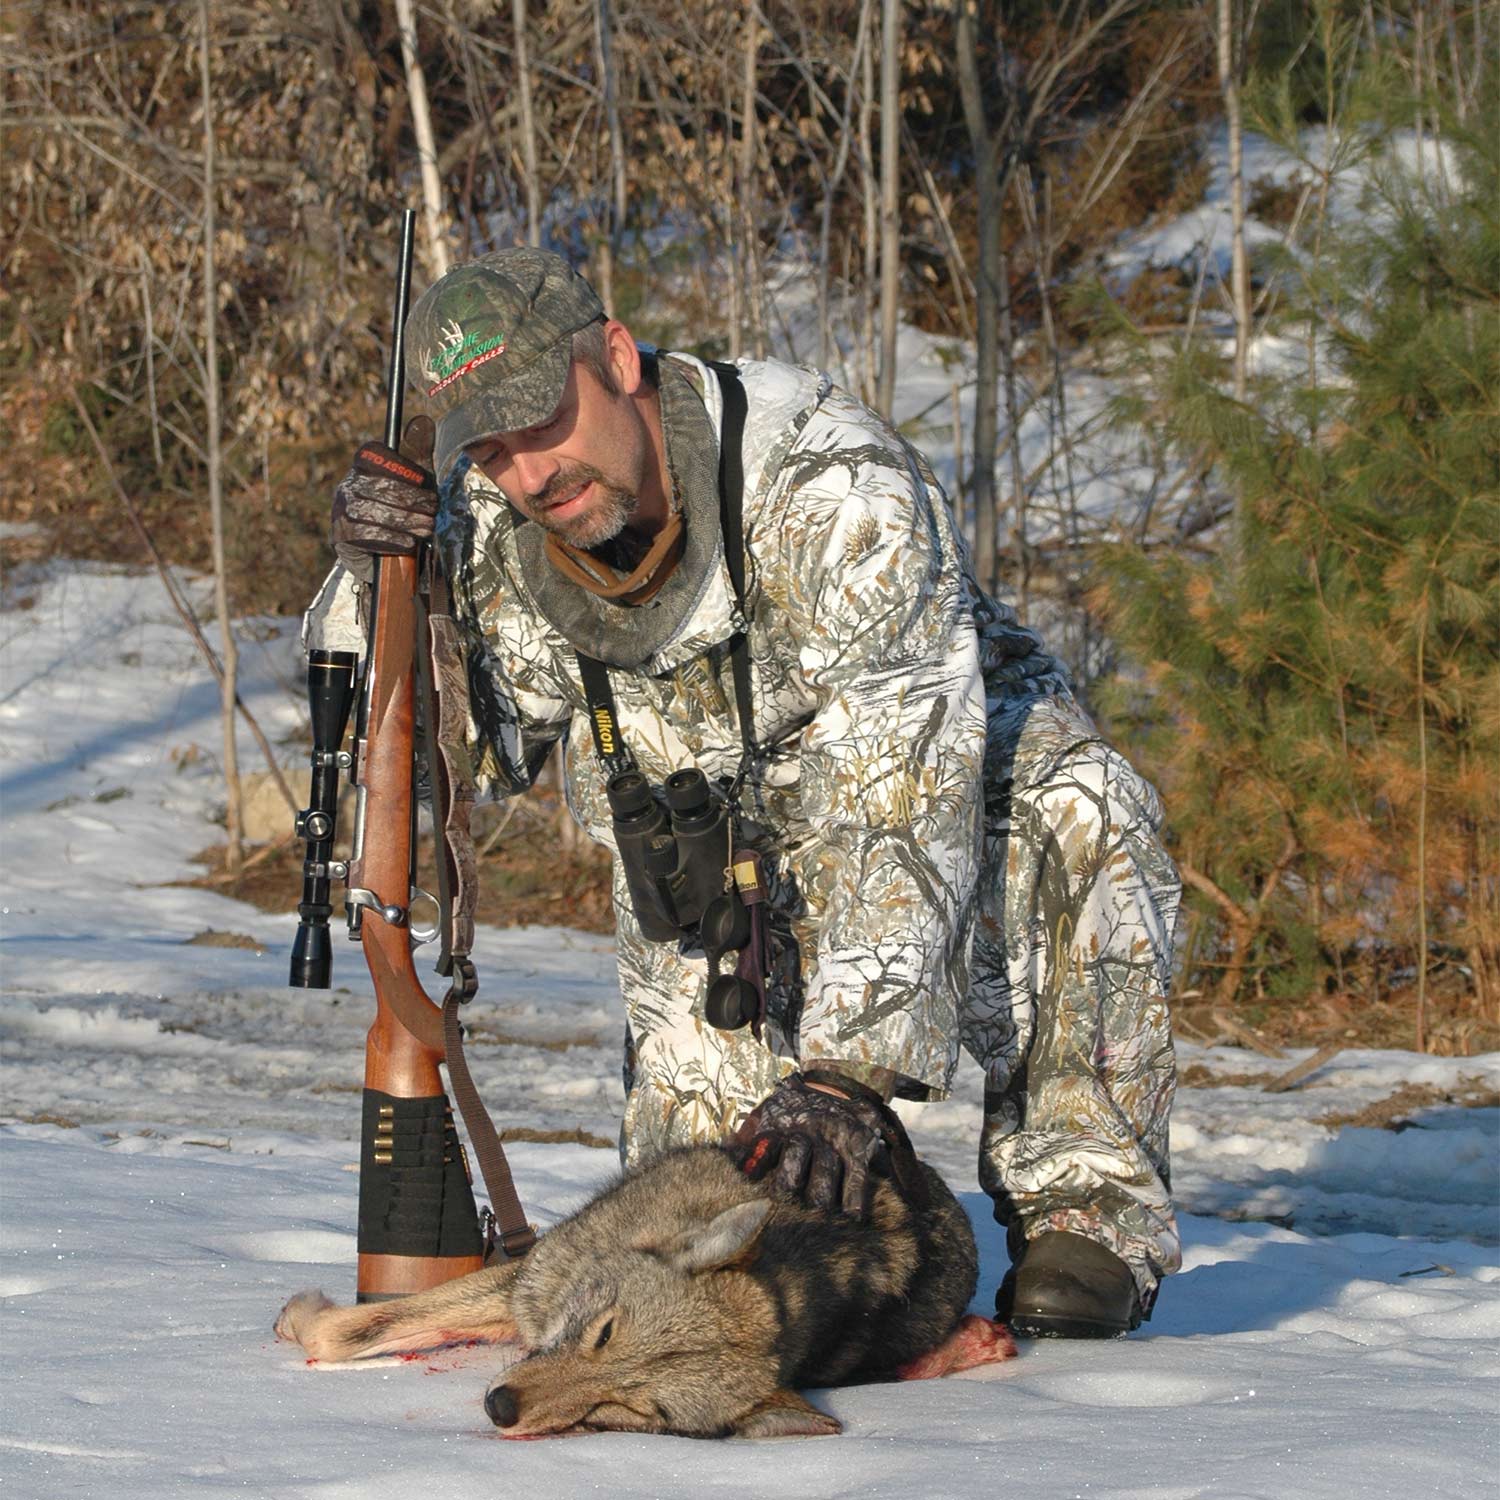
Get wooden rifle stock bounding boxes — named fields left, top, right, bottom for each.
left=351, top=551, right=485, bottom=1299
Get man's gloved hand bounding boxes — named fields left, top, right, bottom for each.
left=330, top=416, right=439, bottom=583
left=729, top=1069, right=921, bottom=1217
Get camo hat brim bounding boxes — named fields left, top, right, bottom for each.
left=405, top=248, right=605, bottom=480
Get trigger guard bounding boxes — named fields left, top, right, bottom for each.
left=408, top=885, right=440, bottom=947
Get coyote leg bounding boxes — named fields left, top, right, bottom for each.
left=276, top=1260, right=521, bottom=1363
left=893, top=1315, right=1018, bottom=1381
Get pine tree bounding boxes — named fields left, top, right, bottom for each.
left=1093, top=77, right=1499, bottom=1046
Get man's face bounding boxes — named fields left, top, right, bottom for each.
left=465, top=358, right=646, bottom=550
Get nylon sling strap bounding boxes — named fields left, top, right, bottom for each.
left=417, top=554, right=535, bottom=1260
left=705, top=361, right=756, bottom=787
left=576, top=653, right=635, bottom=780
left=442, top=991, right=534, bottom=1258
left=574, top=362, right=755, bottom=782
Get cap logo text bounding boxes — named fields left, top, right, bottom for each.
left=424, top=321, right=507, bottom=396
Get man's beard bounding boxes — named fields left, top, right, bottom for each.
left=527, top=463, right=638, bottom=549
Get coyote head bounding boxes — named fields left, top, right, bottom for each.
left=485, top=1192, right=840, bottom=1439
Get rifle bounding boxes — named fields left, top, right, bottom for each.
left=289, top=211, right=494, bottom=1300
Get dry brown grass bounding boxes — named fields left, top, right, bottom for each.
left=1315, top=1077, right=1500, bottom=1131
left=182, top=800, right=615, bottom=938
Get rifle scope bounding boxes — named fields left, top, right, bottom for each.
left=289, top=647, right=360, bottom=988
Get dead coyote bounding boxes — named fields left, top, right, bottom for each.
left=276, top=1145, right=1015, bottom=1437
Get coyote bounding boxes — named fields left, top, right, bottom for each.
left=276, top=1145, right=1015, bottom=1437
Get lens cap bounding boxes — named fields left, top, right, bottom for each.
left=705, top=974, right=756, bottom=1031
left=700, top=892, right=751, bottom=952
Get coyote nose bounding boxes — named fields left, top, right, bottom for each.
left=485, top=1384, right=520, bottom=1428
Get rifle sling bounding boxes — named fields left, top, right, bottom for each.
left=418, top=555, right=535, bottom=1259
left=443, top=990, right=535, bottom=1258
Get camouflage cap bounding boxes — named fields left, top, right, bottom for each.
left=405, top=248, right=605, bottom=479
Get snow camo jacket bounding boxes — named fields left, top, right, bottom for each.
left=307, top=354, right=1169, bottom=1171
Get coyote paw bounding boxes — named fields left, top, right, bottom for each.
left=894, top=1315, right=1019, bottom=1380
left=275, top=1290, right=336, bottom=1350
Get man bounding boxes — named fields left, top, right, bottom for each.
left=309, top=247, right=1181, bottom=1338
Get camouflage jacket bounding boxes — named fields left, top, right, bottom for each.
left=307, top=354, right=1076, bottom=1100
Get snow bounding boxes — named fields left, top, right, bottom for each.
left=4, top=574, right=1498, bottom=1491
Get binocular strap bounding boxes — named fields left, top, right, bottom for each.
left=735, top=852, right=771, bottom=1041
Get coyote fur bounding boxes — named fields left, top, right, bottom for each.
left=276, top=1145, right=1016, bottom=1438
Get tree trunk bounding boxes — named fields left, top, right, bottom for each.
left=511, top=0, right=541, bottom=246
left=1217, top=0, right=1249, bottom=401
left=997, top=208, right=1027, bottom=618
left=592, top=0, right=627, bottom=313
left=395, top=0, right=450, bottom=277
left=200, top=0, right=242, bottom=871
left=1415, top=610, right=1429, bottom=1052
left=955, top=0, right=998, bottom=593
left=1019, top=165, right=1084, bottom=670
left=859, top=30, right=878, bottom=405
left=875, top=0, right=901, bottom=418
left=816, top=0, right=874, bottom=370
left=739, top=0, right=766, bottom=358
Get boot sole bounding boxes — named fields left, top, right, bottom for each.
left=1007, top=1312, right=1132, bottom=1340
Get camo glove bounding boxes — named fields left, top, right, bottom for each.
left=330, top=416, right=439, bottom=583
left=730, top=1069, right=926, bottom=1217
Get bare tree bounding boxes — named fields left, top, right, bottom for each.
left=592, top=0, right=628, bottom=312
left=954, top=0, right=1141, bottom=602
left=739, top=0, right=767, bottom=358
left=860, top=26, right=879, bottom=404
left=199, top=0, right=242, bottom=872
left=954, top=0, right=999, bottom=592
left=875, top=0, right=901, bottom=417
left=396, top=0, right=452, bottom=276
left=780, top=0, right=874, bottom=371
left=1217, top=0, right=1250, bottom=399
left=511, top=0, right=542, bottom=245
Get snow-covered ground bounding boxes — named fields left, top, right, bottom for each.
left=3, top=557, right=1497, bottom=1495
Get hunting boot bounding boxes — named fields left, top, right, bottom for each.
left=996, top=1231, right=1141, bottom=1339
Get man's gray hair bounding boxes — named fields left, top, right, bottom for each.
left=571, top=317, right=619, bottom=395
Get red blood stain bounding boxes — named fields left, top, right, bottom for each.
left=894, top=1314, right=1019, bottom=1380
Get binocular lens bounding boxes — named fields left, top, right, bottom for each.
left=662, top=767, right=713, bottom=819
left=705, top=974, right=757, bottom=1031
left=606, top=770, right=657, bottom=821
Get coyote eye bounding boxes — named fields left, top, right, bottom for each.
left=594, top=1318, right=614, bottom=1351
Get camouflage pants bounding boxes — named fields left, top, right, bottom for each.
left=609, top=697, right=1181, bottom=1309
left=965, top=697, right=1182, bottom=1312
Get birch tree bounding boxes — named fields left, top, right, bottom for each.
left=1217, top=0, right=1250, bottom=400
left=396, top=0, right=451, bottom=276
left=199, top=0, right=242, bottom=872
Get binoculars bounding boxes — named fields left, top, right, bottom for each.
left=606, top=767, right=763, bottom=1032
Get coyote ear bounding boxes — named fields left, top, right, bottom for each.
left=664, top=1200, right=771, bottom=1274
left=731, top=1389, right=842, bottom=1439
